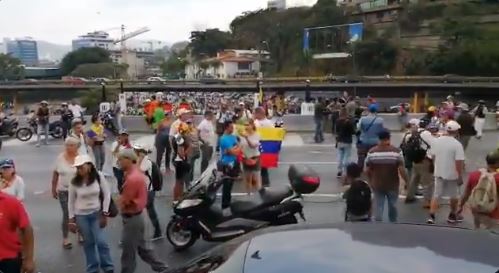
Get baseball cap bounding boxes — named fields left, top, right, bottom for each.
left=409, top=118, right=420, bottom=126
left=378, top=129, right=391, bottom=140
left=40, top=100, right=48, bottom=105
left=457, top=103, right=469, bottom=111
left=73, top=155, right=93, bottom=167
left=119, top=129, right=129, bottom=135
left=445, top=120, right=461, bottom=132
left=368, top=104, right=378, bottom=113
left=177, top=108, right=191, bottom=117
left=0, top=159, right=15, bottom=169
left=118, top=148, right=138, bottom=161
left=72, top=118, right=83, bottom=126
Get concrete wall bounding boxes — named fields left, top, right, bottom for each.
left=119, top=113, right=498, bottom=133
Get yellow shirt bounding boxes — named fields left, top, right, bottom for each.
left=90, top=123, right=104, bottom=138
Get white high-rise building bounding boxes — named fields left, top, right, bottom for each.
left=72, top=31, right=115, bottom=51
left=268, top=0, right=286, bottom=10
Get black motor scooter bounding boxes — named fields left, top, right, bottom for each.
left=166, top=162, right=320, bottom=251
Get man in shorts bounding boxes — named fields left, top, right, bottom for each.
left=427, top=120, right=465, bottom=224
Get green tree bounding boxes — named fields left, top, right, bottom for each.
left=189, top=29, right=233, bottom=58
left=71, top=63, right=128, bottom=79
left=60, top=47, right=111, bottom=75
left=353, top=38, right=398, bottom=75
left=161, top=53, right=187, bottom=77
left=0, top=53, right=24, bottom=81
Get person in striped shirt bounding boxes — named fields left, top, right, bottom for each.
left=365, top=130, right=409, bottom=223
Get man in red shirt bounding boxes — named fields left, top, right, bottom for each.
left=118, top=149, right=168, bottom=273
left=459, top=151, right=499, bottom=230
left=0, top=192, right=35, bottom=273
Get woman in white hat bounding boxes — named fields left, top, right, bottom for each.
left=0, top=159, right=25, bottom=201
left=68, top=154, right=114, bottom=273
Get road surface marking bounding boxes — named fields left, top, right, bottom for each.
left=279, top=161, right=338, bottom=165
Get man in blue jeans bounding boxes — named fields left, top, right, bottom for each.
left=314, top=97, right=326, bottom=143
left=357, top=104, right=384, bottom=168
left=365, top=130, right=409, bottom=222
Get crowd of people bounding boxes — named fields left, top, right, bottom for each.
left=0, top=92, right=498, bottom=273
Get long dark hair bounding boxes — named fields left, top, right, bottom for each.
left=71, top=163, right=100, bottom=187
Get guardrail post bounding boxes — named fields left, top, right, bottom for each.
left=120, top=81, right=124, bottom=94
left=412, top=91, right=419, bottom=113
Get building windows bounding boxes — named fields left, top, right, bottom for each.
left=237, top=62, right=251, bottom=70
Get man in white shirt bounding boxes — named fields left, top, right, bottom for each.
left=197, top=111, right=216, bottom=173
left=427, top=120, right=465, bottom=225
left=68, top=101, right=83, bottom=120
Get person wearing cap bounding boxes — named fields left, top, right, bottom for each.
left=36, top=100, right=50, bottom=147
left=365, top=130, right=408, bottom=222
left=0, top=191, right=35, bottom=273
left=68, top=154, right=114, bottom=273
left=427, top=120, right=465, bottom=224
left=357, top=103, right=385, bottom=168
left=437, top=108, right=455, bottom=134
left=52, top=136, right=82, bottom=249
left=458, top=151, right=499, bottom=231
left=89, top=114, right=107, bottom=171
left=133, top=144, right=162, bottom=240
left=169, top=108, right=192, bottom=137
left=70, top=118, right=92, bottom=159
left=117, top=149, right=169, bottom=273
left=471, top=99, right=488, bottom=140
left=400, top=119, right=434, bottom=205
left=60, top=102, right=74, bottom=139
left=111, top=130, right=132, bottom=193
left=0, top=159, right=25, bottom=201
left=456, top=103, right=476, bottom=150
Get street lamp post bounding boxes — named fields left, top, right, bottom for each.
left=101, top=82, right=107, bottom=102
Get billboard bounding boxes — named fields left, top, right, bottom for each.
left=303, top=22, right=363, bottom=59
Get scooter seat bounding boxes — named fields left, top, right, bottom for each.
left=231, top=185, right=293, bottom=215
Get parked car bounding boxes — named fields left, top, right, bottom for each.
left=147, top=77, right=166, bottom=83
left=200, top=75, right=226, bottom=85
left=62, top=76, right=88, bottom=85
left=166, top=223, right=499, bottom=273
left=94, top=77, right=112, bottom=84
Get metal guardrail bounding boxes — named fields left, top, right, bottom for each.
left=4, top=75, right=499, bottom=87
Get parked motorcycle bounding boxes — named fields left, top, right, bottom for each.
left=16, top=118, right=64, bottom=142
left=0, top=114, right=19, bottom=137
left=166, top=162, right=320, bottom=251
left=100, top=111, right=118, bottom=136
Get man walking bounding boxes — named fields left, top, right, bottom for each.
left=60, top=102, right=73, bottom=139
left=36, top=100, right=50, bottom=147
left=0, top=191, right=35, bottom=273
left=357, top=104, right=385, bottom=168
left=401, top=119, right=434, bottom=206
left=471, top=100, right=488, bottom=140
left=118, top=149, right=168, bottom=273
left=197, top=111, right=216, bottom=173
left=365, top=130, right=409, bottom=223
left=314, top=97, right=326, bottom=143
left=427, top=120, right=465, bottom=224
left=456, top=103, right=476, bottom=150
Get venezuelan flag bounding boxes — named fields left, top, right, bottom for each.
left=258, top=127, right=286, bottom=169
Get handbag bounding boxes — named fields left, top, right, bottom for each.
left=97, top=173, right=118, bottom=218
left=243, top=157, right=258, bottom=167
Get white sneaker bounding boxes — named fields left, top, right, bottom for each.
left=222, top=208, right=231, bottom=217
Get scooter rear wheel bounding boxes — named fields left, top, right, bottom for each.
left=16, top=128, right=33, bottom=142
left=166, top=218, right=199, bottom=252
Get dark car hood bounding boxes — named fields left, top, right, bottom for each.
left=244, top=223, right=499, bottom=273
left=167, top=223, right=499, bottom=273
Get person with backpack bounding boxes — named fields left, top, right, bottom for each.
left=458, top=151, right=499, bottom=230
left=357, top=104, right=385, bottom=168
left=133, top=144, right=163, bottom=240
left=471, top=100, right=488, bottom=140
left=401, top=119, right=434, bottom=205
left=343, top=163, right=372, bottom=222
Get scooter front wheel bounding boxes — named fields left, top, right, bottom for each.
left=16, top=128, right=33, bottom=142
left=166, top=218, right=199, bottom=252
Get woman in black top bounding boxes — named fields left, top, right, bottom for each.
left=335, top=108, right=356, bottom=177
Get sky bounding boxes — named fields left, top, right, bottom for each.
left=0, top=0, right=317, bottom=45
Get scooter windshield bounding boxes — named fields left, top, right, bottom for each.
left=184, top=161, right=218, bottom=195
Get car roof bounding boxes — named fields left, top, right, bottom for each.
left=243, top=223, right=499, bottom=273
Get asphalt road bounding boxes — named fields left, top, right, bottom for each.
left=0, top=132, right=497, bottom=272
